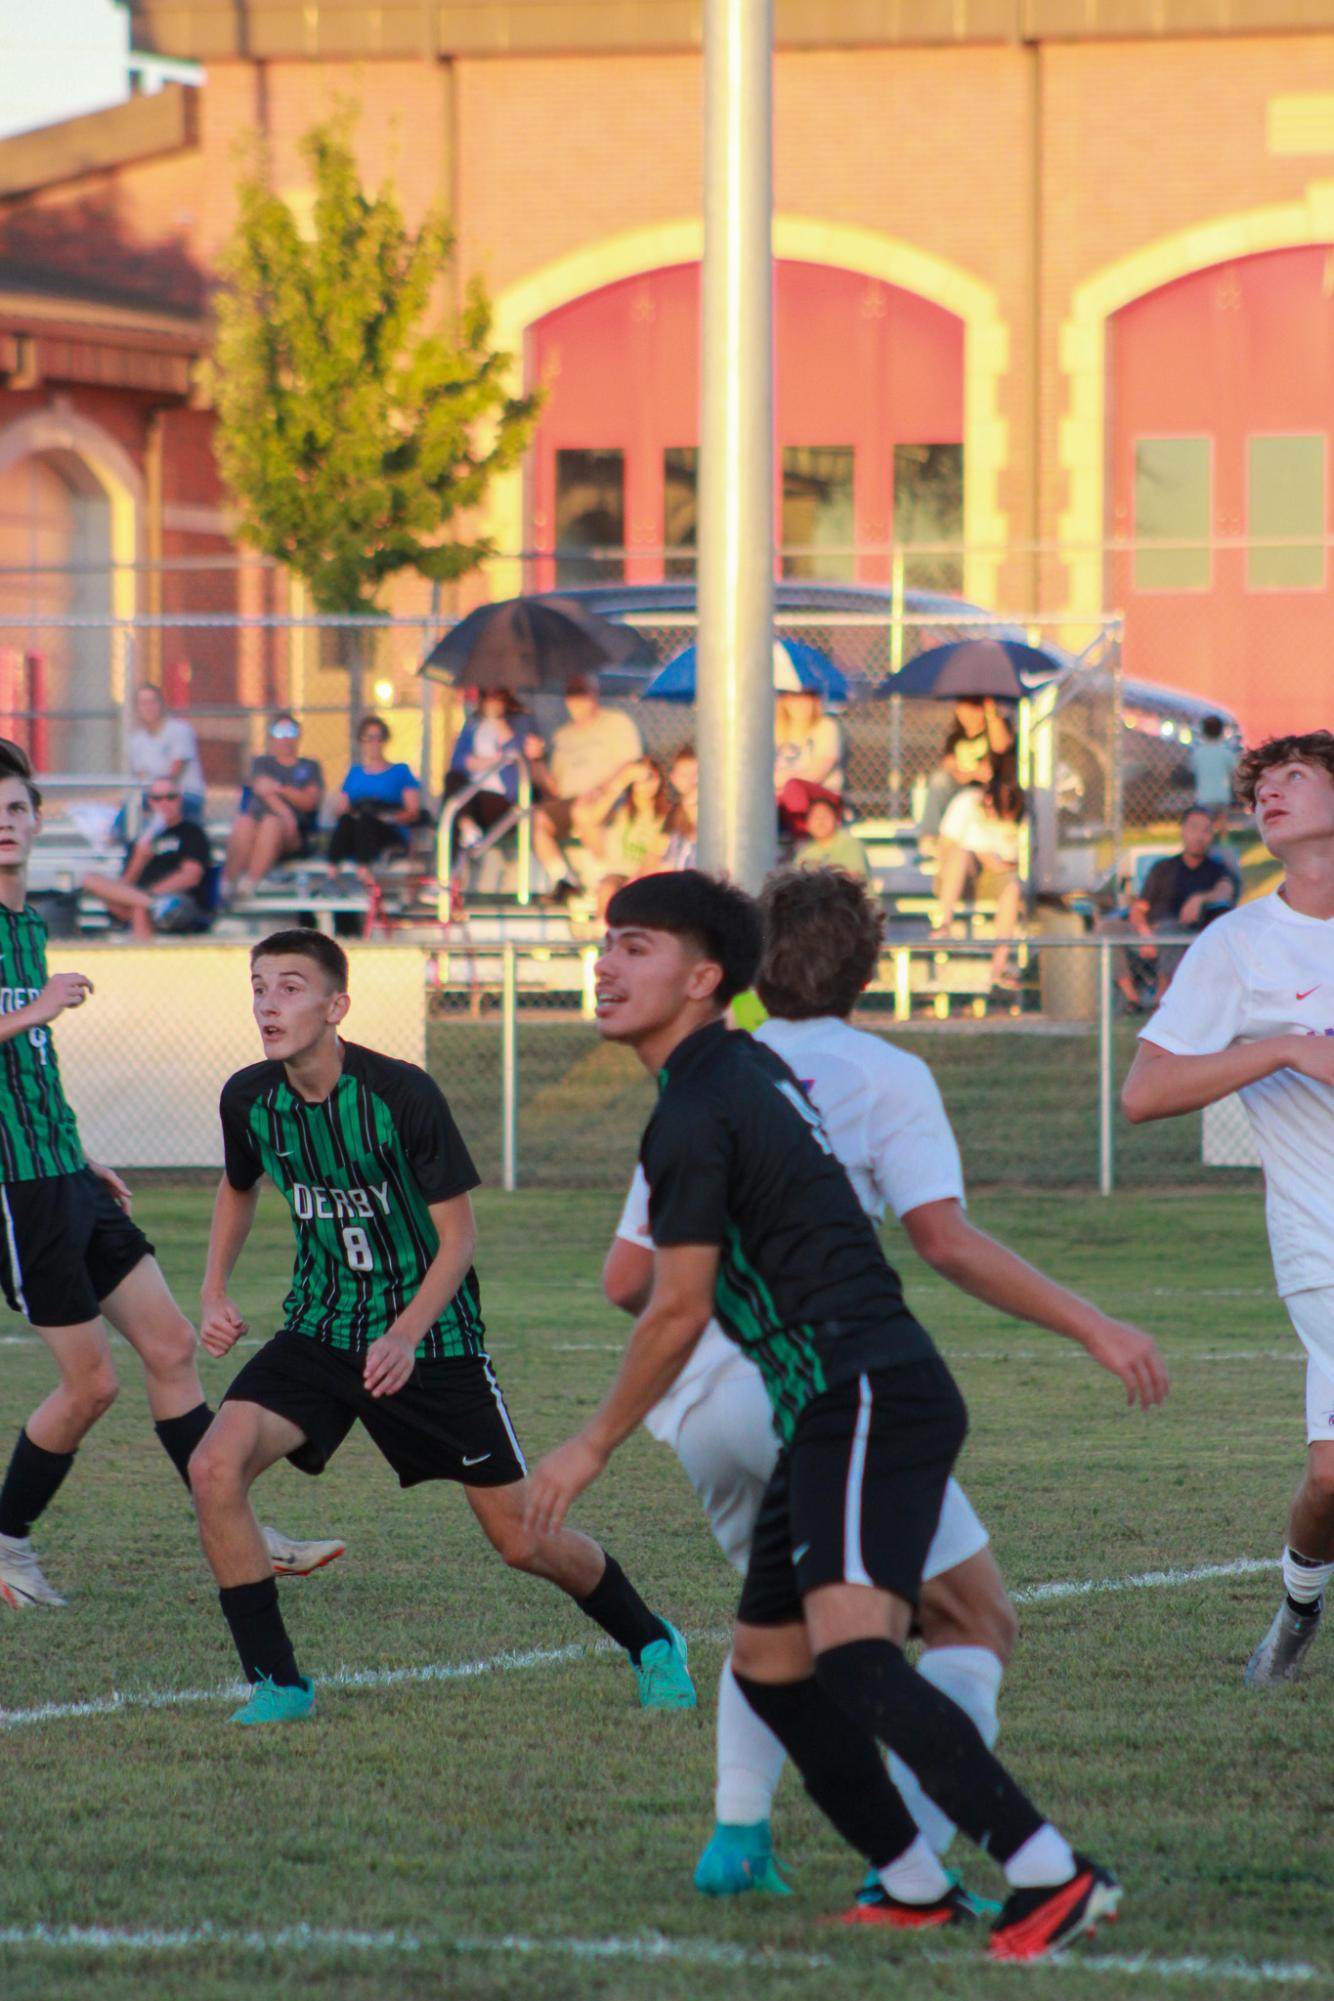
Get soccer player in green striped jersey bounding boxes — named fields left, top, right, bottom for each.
left=189, top=928, right=695, bottom=1724
left=0, top=744, right=342, bottom=1612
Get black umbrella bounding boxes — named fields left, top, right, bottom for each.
left=874, top=637, right=1065, bottom=701
left=420, top=595, right=654, bottom=692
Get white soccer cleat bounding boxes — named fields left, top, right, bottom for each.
left=261, top=1525, right=347, bottom=1577
left=1244, top=1597, right=1323, bottom=1687
left=0, top=1531, right=66, bottom=1607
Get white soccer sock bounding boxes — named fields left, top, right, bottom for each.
left=886, top=1645, right=1004, bottom=1856
left=1282, top=1545, right=1334, bottom=1608
left=1005, top=1823, right=1077, bottom=1889
left=715, top=1657, right=788, bottom=1825
left=877, top=1833, right=952, bottom=1905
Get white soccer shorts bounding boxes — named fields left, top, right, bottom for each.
left=671, top=1353, right=990, bottom=1579
left=1283, top=1287, right=1334, bottom=1445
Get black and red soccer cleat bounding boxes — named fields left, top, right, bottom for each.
left=840, top=1880, right=978, bottom=1929
left=988, top=1855, right=1121, bottom=1962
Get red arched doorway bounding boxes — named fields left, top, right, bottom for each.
left=527, top=261, right=964, bottom=590
left=1109, top=246, right=1334, bottom=739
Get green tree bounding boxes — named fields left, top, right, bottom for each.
left=209, top=118, right=540, bottom=615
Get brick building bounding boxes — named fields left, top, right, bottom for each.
left=2, top=1, right=1334, bottom=749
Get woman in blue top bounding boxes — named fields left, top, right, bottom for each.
left=326, top=715, right=422, bottom=878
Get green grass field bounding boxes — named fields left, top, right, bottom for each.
left=2, top=1186, right=1327, bottom=2001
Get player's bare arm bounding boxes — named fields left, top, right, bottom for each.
left=362, top=1192, right=477, bottom=1399
left=0, top=970, right=93, bottom=1042
left=199, top=1175, right=260, bottom=1355
left=602, top=1236, right=653, bottom=1316
left=902, top=1198, right=1169, bottom=1409
left=1122, top=1031, right=1327, bottom=1122
left=528, top=1243, right=719, bottom=1535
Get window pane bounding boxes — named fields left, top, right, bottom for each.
left=1248, top=435, right=1325, bottom=590
left=663, top=447, right=697, bottom=580
left=555, top=449, right=624, bottom=585
left=782, top=446, right=854, bottom=582
left=1134, top=438, right=1211, bottom=592
left=893, top=443, right=964, bottom=592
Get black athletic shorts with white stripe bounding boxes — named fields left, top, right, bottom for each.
left=223, top=1332, right=528, bottom=1489
left=0, top=1169, right=154, bottom=1328
left=736, top=1356, right=968, bottom=1626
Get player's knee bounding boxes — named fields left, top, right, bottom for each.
left=187, top=1438, right=244, bottom=1514
left=1301, top=1451, right=1334, bottom=1509
left=146, top=1313, right=198, bottom=1379
left=490, top=1519, right=542, bottom=1572
left=75, top=1366, right=120, bottom=1427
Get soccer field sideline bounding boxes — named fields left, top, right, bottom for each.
left=0, top=1553, right=1277, bottom=1731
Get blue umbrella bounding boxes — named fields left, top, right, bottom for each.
left=873, top=637, right=1064, bottom=701
left=642, top=637, right=848, bottom=703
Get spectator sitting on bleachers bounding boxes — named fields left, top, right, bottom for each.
left=774, top=690, right=844, bottom=840
left=82, top=779, right=213, bottom=938
left=127, top=683, right=206, bottom=825
left=793, top=788, right=871, bottom=879
left=1189, top=713, right=1240, bottom=832
left=661, top=747, right=699, bottom=871
left=916, top=697, right=1014, bottom=857
left=530, top=673, right=643, bottom=901
left=1097, top=804, right=1239, bottom=1010
left=931, top=774, right=1026, bottom=992
left=325, top=714, right=423, bottom=884
left=444, top=688, right=539, bottom=853
left=598, top=759, right=673, bottom=880
left=220, top=711, right=324, bottom=902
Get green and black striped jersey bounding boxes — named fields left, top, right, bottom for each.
left=641, top=1020, right=935, bottom=1443
left=220, top=1040, right=484, bottom=1358
left=0, top=905, right=84, bottom=1183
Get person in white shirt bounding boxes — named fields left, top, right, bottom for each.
left=530, top=673, right=643, bottom=899
left=127, top=683, right=206, bottom=824
left=1123, top=730, right=1334, bottom=1686
left=605, top=865, right=1167, bottom=1907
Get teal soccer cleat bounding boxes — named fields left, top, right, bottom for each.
left=855, top=1864, right=1001, bottom=1919
left=633, top=1619, right=697, bottom=1709
left=694, top=1821, right=793, bottom=1897
left=228, top=1673, right=316, bottom=1725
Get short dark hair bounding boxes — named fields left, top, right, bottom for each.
left=0, top=737, right=40, bottom=810
left=605, top=870, right=761, bottom=1006
left=1180, top=803, right=1214, bottom=826
left=1236, top=732, right=1334, bottom=809
left=357, top=713, right=390, bottom=742
left=1201, top=714, right=1225, bottom=740
left=757, top=867, right=883, bottom=1020
left=250, top=928, right=348, bottom=992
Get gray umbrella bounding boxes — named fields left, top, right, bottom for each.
left=420, top=595, right=654, bottom=692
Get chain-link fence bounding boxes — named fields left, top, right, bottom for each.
left=424, top=937, right=1260, bottom=1196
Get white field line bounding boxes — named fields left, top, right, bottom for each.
left=0, top=1924, right=1322, bottom=1985
left=0, top=1556, right=1276, bottom=1733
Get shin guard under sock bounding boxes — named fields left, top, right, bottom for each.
left=153, top=1402, right=214, bottom=1490
left=0, top=1429, right=76, bottom=1539
left=815, top=1637, right=1043, bottom=1864
left=732, top=1670, right=919, bottom=1868
left=218, top=1576, right=302, bottom=1687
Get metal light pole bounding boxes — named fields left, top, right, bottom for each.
left=696, top=0, right=775, bottom=890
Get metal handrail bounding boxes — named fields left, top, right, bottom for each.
left=435, top=751, right=533, bottom=921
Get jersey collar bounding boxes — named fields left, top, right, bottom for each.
left=658, top=1015, right=729, bottom=1089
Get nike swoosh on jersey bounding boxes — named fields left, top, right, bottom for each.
left=1297, top=987, right=1321, bottom=1000
left=791, top=1541, right=812, bottom=1565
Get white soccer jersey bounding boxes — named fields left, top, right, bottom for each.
left=615, top=1169, right=745, bottom=1447
left=620, top=1013, right=966, bottom=1446
left=1141, top=890, right=1334, bottom=1297
left=754, top=1015, right=965, bottom=1222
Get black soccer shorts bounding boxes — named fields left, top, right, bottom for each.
left=223, top=1332, right=529, bottom=1488
left=0, top=1168, right=154, bottom=1329
left=736, top=1355, right=968, bottom=1627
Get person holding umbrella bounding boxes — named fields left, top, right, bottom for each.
left=917, top=698, right=1014, bottom=858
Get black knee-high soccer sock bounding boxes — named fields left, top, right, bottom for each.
left=0, top=1429, right=76, bottom=1539
left=153, top=1402, right=214, bottom=1490
left=815, top=1638, right=1045, bottom=1864
left=733, top=1671, right=920, bottom=1867
left=575, top=1552, right=669, bottom=1663
left=219, top=1577, right=302, bottom=1687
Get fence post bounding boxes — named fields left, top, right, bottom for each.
left=501, top=942, right=518, bottom=1192
left=1097, top=937, right=1115, bottom=1195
